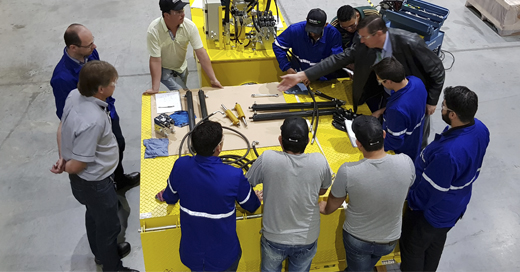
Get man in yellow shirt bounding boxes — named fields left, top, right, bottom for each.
left=145, top=0, right=222, bottom=94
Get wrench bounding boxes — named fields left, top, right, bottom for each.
left=251, top=93, right=279, bottom=98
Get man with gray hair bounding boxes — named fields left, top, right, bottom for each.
left=320, top=115, right=415, bottom=271
left=51, top=61, right=138, bottom=272
left=279, top=15, right=445, bottom=147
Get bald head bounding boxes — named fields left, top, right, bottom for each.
left=63, top=24, right=96, bottom=60
left=64, top=23, right=89, bottom=48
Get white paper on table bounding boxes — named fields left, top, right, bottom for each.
left=156, top=91, right=182, bottom=114
left=191, top=0, right=204, bottom=9
left=344, top=119, right=358, bottom=148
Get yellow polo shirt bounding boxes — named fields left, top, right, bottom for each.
left=147, top=17, right=203, bottom=73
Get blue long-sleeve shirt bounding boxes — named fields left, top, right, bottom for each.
left=50, top=48, right=118, bottom=120
left=162, top=155, right=261, bottom=271
left=383, top=76, right=427, bottom=161
left=272, top=21, right=343, bottom=80
left=408, top=119, right=490, bottom=228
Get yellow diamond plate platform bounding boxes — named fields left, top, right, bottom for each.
left=140, top=80, right=400, bottom=271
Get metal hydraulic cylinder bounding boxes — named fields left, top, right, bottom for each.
left=222, top=104, right=240, bottom=126
left=234, top=103, right=247, bottom=127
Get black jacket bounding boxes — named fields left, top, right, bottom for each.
left=305, top=28, right=445, bottom=112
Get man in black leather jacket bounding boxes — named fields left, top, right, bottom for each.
left=278, top=16, right=445, bottom=147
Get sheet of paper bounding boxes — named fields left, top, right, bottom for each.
left=344, top=119, right=358, bottom=148
left=191, top=0, right=204, bottom=9
left=156, top=92, right=182, bottom=114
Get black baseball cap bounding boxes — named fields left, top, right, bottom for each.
left=160, top=0, right=188, bottom=13
left=352, top=115, right=384, bottom=148
left=305, top=8, right=327, bottom=34
left=280, top=117, right=309, bottom=143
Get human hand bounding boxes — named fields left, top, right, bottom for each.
left=143, top=88, right=159, bottom=95
left=371, top=107, right=386, bottom=118
left=210, top=79, right=223, bottom=88
left=319, top=201, right=327, bottom=214
left=50, top=158, right=66, bottom=174
left=286, top=68, right=297, bottom=75
left=255, top=190, right=263, bottom=202
left=155, top=189, right=165, bottom=202
left=278, top=72, right=308, bottom=92
left=426, top=104, right=436, bottom=115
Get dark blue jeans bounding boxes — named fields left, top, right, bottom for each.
left=70, top=174, right=122, bottom=271
left=343, top=230, right=396, bottom=272
left=260, top=235, right=317, bottom=272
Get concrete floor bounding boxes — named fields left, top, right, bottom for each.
left=0, top=0, right=518, bottom=271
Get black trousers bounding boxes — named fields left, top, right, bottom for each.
left=70, top=174, right=123, bottom=271
left=111, top=116, right=128, bottom=188
left=400, top=208, right=452, bottom=272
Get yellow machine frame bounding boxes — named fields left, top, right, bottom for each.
left=139, top=2, right=401, bottom=270
left=139, top=80, right=401, bottom=271
left=191, top=0, right=286, bottom=86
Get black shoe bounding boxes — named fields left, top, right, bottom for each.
left=116, top=172, right=140, bottom=191
left=94, top=242, right=132, bottom=265
left=118, top=242, right=131, bottom=258
left=119, top=267, right=139, bottom=272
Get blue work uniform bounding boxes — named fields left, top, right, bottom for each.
left=162, top=155, right=261, bottom=271
left=272, top=21, right=343, bottom=81
left=383, top=76, right=427, bottom=161
left=408, top=119, right=490, bottom=228
left=50, top=48, right=118, bottom=120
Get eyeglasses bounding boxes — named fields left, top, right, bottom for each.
left=212, top=136, right=224, bottom=152
left=110, top=81, right=117, bottom=87
left=358, top=32, right=375, bottom=40
left=442, top=104, right=453, bottom=112
left=75, top=37, right=95, bottom=49
left=341, top=19, right=358, bottom=31
left=377, top=78, right=386, bottom=85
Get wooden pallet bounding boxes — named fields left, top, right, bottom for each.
left=465, top=0, right=520, bottom=36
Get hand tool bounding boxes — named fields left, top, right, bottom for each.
left=251, top=93, right=279, bottom=98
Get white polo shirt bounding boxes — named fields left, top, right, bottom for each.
left=60, top=89, right=119, bottom=181
left=147, top=17, right=204, bottom=73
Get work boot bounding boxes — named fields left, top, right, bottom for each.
left=116, top=172, right=140, bottom=191
left=94, top=242, right=131, bottom=265
left=119, top=267, right=139, bottom=272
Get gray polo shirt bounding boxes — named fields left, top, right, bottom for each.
left=246, top=150, right=332, bottom=245
left=60, top=89, right=118, bottom=181
left=330, top=154, right=415, bottom=243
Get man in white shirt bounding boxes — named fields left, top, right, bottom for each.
left=144, top=0, right=222, bottom=94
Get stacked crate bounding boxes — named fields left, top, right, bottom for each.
left=465, top=0, right=520, bottom=36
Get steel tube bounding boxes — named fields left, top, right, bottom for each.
left=250, top=109, right=339, bottom=121
left=185, top=90, right=196, bottom=130
left=198, top=89, right=208, bottom=119
left=250, top=101, right=343, bottom=111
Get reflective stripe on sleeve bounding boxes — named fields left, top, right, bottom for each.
left=423, top=172, right=449, bottom=192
